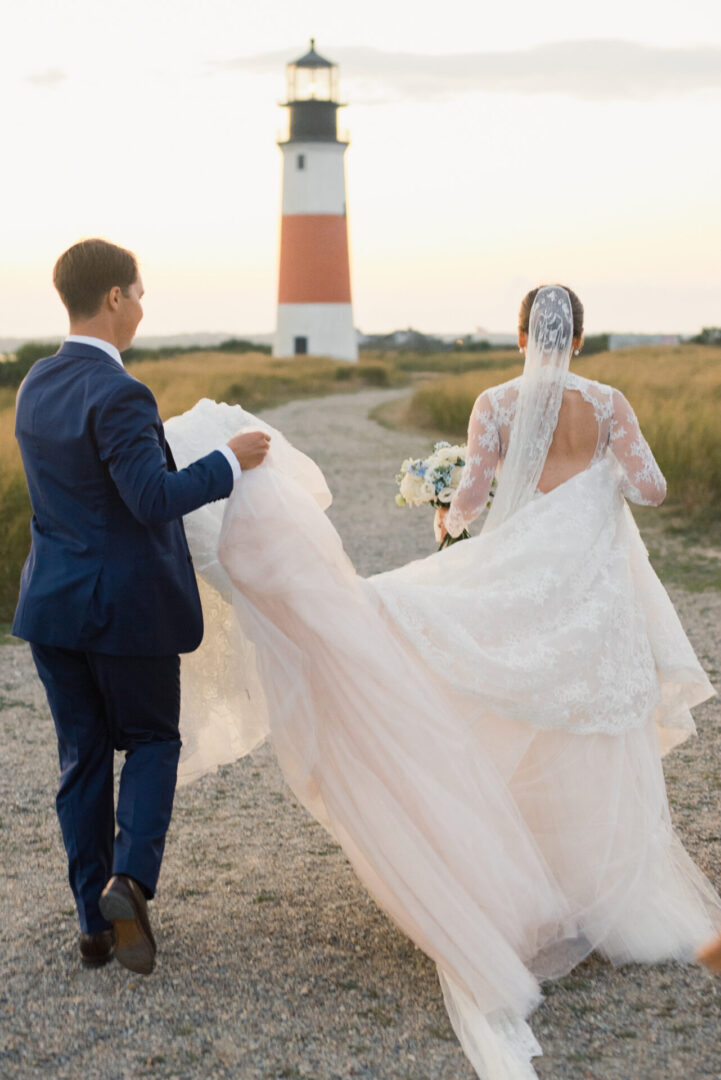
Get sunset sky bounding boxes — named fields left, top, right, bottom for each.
left=2, top=0, right=720, bottom=338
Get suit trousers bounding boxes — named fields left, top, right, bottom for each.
left=30, top=644, right=181, bottom=934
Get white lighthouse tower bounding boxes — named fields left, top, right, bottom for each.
left=274, top=40, right=358, bottom=362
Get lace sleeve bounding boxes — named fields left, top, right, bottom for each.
left=609, top=389, right=666, bottom=506
left=445, top=391, right=499, bottom=537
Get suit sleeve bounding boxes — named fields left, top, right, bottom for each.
left=94, top=377, right=234, bottom=525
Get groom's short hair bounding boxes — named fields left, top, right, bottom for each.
left=53, top=238, right=138, bottom=319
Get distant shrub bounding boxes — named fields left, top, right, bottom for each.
left=333, top=363, right=389, bottom=385
left=454, top=339, right=493, bottom=352
left=215, top=338, right=271, bottom=354
left=123, top=338, right=271, bottom=363
left=355, top=363, right=389, bottom=386
left=689, top=327, right=721, bottom=345
left=15, top=341, right=62, bottom=365
left=0, top=341, right=61, bottom=388
left=123, top=345, right=185, bottom=362
left=223, top=381, right=247, bottom=401
left=581, top=334, right=610, bottom=355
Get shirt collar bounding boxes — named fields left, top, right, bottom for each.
left=65, top=335, right=123, bottom=367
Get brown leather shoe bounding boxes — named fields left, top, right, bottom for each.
left=698, top=932, right=721, bottom=973
left=99, top=875, right=156, bottom=975
left=79, top=929, right=114, bottom=967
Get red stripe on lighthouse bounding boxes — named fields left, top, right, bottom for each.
left=278, top=215, right=351, bottom=304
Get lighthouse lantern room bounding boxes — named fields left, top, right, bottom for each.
left=274, top=40, right=358, bottom=362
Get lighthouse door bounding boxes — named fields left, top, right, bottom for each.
left=294, top=336, right=308, bottom=355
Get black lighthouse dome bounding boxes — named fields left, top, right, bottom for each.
left=281, top=39, right=346, bottom=144
left=293, top=38, right=334, bottom=71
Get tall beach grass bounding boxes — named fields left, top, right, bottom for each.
left=0, top=398, right=31, bottom=624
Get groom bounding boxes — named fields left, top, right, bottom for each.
left=13, top=238, right=270, bottom=974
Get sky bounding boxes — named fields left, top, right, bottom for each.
left=1, top=0, right=720, bottom=338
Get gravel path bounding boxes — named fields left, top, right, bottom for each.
left=1, top=387, right=720, bottom=1080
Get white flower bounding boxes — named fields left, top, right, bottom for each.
left=436, top=486, right=455, bottom=504
left=420, top=477, right=436, bottom=502
left=433, top=444, right=463, bottom=467
left=399, top=471, right=433, bottom=506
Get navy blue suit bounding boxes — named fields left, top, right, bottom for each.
left=14, top=341, right=233, bottom=932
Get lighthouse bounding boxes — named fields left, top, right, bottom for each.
left=274, top=40, right=358, bottom=363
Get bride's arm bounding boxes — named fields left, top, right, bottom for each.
left=609, top=388, right=667, bottom=506
left=442, top=391, right=499, bottom=538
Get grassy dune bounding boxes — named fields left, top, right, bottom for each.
left=407, top=345, right=721, bottom=518
left=1, top=344, right=718, bottom=621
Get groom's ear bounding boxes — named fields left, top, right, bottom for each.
left=107, top=285, right=123, bottom=311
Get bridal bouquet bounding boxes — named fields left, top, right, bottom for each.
left=395, top=442, right=470, bottom=549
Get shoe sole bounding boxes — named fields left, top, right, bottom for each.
left=99, top=891, right=155, bottom=976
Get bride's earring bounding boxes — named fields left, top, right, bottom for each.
left=574, top=349, right=580, bottom=356
left=519, top=347, right=524, bottom=354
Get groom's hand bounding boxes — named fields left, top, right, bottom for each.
left=227, top=430, right=271, bottom=470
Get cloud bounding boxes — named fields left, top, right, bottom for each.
left=218, top=40, right=721, bottom=103
left=26, top=68, right=66, bottom=88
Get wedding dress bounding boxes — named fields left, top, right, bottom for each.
left=165, top=288, right=719, bottom=1080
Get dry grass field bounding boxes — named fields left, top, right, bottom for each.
left=1, top=344, right=718, bottom=621
left=0, top=389, right=31, bottom=625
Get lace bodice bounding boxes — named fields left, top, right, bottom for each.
left=445, top=373, right=667, bottom=538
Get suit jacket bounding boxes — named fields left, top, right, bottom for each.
left=13, top=341, right=233, bottom=655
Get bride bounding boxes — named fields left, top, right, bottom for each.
left=165, top=285, right=719, bottom=1080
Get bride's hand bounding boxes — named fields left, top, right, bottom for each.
left=435, top=506, right=449, bottom=543
left=227, top=430, right=271, bottom=470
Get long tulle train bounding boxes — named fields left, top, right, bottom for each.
left=165, top=400, right=721, bottom=1080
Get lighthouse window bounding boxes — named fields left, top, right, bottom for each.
left=294, top=336, right=308, bottom=355
left=296, top=154, right=306, bottom=170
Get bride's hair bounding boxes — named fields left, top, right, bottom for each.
left=519, top=285, right=584, bottom=340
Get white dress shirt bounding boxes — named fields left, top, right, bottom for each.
left=64, top=335, right=241, bottom=482
left=66, top=334, right=124, bottom=366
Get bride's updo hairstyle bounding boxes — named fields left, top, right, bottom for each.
left=519, top=285, right=584, bottom=342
